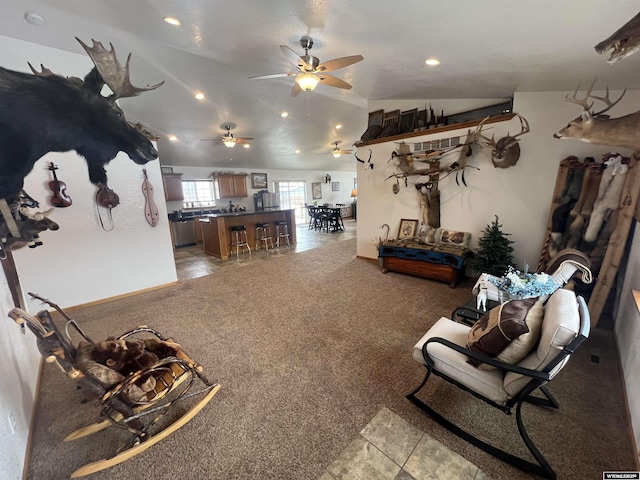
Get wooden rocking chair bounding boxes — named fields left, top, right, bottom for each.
left=8, top=293, right=220, bottom=478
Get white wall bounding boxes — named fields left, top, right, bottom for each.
left=0, top=276, right=39, bottom=480
left=165, top=165, right=357, bottom=214
left=13, top=150, right=176, bottom=308
left=0, top=35, right=177, bottom=477
left=0, top=35, right=177, bottom=309
left=615, top=221, right=640, bottom=464
left=356, top=90, right=636, bottom=267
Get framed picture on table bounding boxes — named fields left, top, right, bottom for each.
left=397, top=219, right=418, bottom=239
left=312, top=182, right=322, bottom=199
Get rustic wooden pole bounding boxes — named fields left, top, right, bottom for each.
left=536, top=157, right=573, bottom=271
left=1, top=248, right=24, bottom=308
left=589, top=155, right=640, bottom=326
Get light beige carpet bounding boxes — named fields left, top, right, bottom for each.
left=24, top=238, right=635, bottom=479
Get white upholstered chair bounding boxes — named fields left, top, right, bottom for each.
left=407, top=288, right=590, bottom=479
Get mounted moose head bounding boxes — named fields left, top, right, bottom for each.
left=552, top=81, right=640, bottom=151
left=0, top=37, right=164, bottom=201
left=475, top=114, right=530, bottom=168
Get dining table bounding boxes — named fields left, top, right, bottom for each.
left=307, top=205, right=344, bottom=232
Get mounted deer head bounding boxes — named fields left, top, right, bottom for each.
left=475, top=114, right=530, bottom=168
left=553, top=80, right=640, bottom=151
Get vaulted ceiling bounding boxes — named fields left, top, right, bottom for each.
left=1, top=0, right=639, bottom=172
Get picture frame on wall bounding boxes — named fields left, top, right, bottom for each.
left=331, top=182, right=340, bottom=192
left=397, top=219, right=418, bottom=239
left=312, top=182, right=322, bottom=199
left=251, top=173, right=268, bottom=189
left=161, top=166, right=174, bottom=174
left=367, top=109, right=384, bottom=127
left=399, top=108, right=418, bottom=134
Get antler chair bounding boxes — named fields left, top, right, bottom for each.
left=407, top=288, right=590, bottom=479
left=8, top=293, right=220, bottom=478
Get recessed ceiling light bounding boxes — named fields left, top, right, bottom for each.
left=281, top=111, right=288, bottom=118
left=425, top=58, right=440, bottom=66
left=168, top=135, right=178, bottom=142
left=24, top=11, right=45, bottom=26
left=295, top=149, right=300, bottom=154
left=335, top=124, right=342, bottom=129
left=194, top=92, right=205, bottom=100
left=163, top=16, right=181, bottom=26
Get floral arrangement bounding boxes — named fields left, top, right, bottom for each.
left=487, top=266, right=561, bottom=299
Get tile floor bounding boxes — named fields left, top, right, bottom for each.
left=172, top=218, right=358, bottom=280
left=319, top=408, right=489, bottom=480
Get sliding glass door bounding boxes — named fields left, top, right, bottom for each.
left=274, top=181, right=307, bottom=224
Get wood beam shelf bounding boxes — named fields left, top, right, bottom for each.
left=355, top=113, right=516, bottom=147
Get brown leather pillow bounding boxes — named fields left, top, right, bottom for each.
left=466, top=297, right=540, bottom=368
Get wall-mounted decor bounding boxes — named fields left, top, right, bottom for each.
left=399, top=108, right=418, bottom=134
left=398, top=219, right=418, bottom=239
left=381, top=110, right=400, bottom=137
left=251, top=173, right=268, bottom=189
left=312, top=182, right=322, bottom=199
left=161, top=167, right=174, bottom=174
left=368, top=109, right=384, bottom=127
left=331, top=182, right=340, bottom=191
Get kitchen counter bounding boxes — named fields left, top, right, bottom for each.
left=200, top=209, right=296, bottom=260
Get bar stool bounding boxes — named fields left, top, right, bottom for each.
left=275, top=220, right=290, bottom=248
left=255, top=222, right=274, bottom=251
left=230, top=225, right=251, bottom=259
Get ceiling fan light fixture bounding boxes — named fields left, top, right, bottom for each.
left=296, top=73, right=320, bottom=92
left=243, top=143, right=250, bottom=149
left=332, top=150, right=341, bottom=158
left=223, top=139, right=236, bottom=148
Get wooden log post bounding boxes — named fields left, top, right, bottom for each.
left=589, top=154, right=640, bottom=326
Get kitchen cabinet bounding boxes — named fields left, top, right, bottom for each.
left=212, top=173, right=248, bottom=199
left=162, top=173, right=184, bottom=201
left=194, top=218, right=204, bottom=244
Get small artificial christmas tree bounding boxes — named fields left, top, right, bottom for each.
left=471, top=215, right=515, bottom=276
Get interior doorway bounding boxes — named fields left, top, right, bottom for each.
left=274, top=181, right=307, bottom=224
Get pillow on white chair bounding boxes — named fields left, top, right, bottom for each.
left=466, top=297, right=543, bottom=370
left=503, top=289, right=580, bottom=396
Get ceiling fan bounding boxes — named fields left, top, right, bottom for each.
left=248, top=36, right=363, bottom=97
left=201, top=124, right=253, bottom=148
left=328, top=142, right=353, bottom=158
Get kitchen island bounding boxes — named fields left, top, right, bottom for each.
left=199, top=208, right=296, bottom=260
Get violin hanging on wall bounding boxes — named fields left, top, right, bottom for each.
left=47, top=162, right=72, bottom=208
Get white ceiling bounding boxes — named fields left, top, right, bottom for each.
left=1, top=0, right=639, bottom=172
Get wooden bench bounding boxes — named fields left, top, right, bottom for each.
left=378, top=241, right=471, bottom=288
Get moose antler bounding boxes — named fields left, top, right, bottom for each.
left=76, top=38, right=164, bottom=101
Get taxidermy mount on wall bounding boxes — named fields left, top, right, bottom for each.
left=0, top=37, right=163, bottom=201
left=553, top=80, right=640, bottom=151
left=0, top=37, right=163, bottom=251
left=595, top=10, right=640, bottom=63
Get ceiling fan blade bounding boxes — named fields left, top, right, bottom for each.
left=318, top=74, right=352, bottom=90
left=317, top=55, right=363, bottom=73
left=339, top=150, right=353, bottom=154
left=248, top=72, right=296, bottom=80
left=236, top=137, right=254, bottom=141
left=291, top=82, right=303, bottom=97
left=279, top=45, right=310, bottom=70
